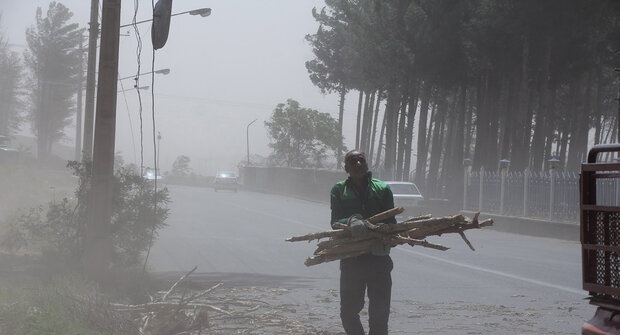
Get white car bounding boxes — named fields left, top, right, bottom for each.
left=384, top=181, right=426, bottom=218
left=143, top=167, right=163, bottom=181
left=214, top=171, right=239, bottom=192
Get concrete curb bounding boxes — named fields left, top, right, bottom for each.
left=461, top=210, right=579, bottom=241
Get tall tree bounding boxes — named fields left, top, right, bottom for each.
left=306, top=0, right=620, bottom=203
left=265, top=99, right=344, bottom=168
left=0, top=17, right=24, bottom=136
left=306, top=4, right=353, bottom=168
left=171, top=155, right=192, bottom=177
left=23, top=2, right=82, bottom=161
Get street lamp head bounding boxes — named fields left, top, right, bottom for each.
left=189, top=8, right=212, bottom=17
left=118, top=69, right=170, bottom=81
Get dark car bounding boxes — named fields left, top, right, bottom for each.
left=214, top=171, right=238, bottom=192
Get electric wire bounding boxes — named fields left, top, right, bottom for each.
left=132, top=0, right=145, bottom=174
left=117, top=79, right=138, bottom=165
left=142, top=0, right=161, bottom=275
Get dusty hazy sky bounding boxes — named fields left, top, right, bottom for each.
left=1, top=0, right=361, bottom=174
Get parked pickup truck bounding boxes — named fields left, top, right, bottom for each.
left=580, top=144, right=620, bottom=335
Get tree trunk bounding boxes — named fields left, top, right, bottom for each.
left=396, top=92, right=408, bottom=180
left=511, top=35, right=531, bottom=172
left=403, top=82, right=419, bottom=182
left=568, top=71, right=592, bottom=170
left=441, top=85, right=464, bottom=201
left=383, top=89, right=400, bottom=180
left=369, top=91, right=382, bottom=167
left=472, top=72, right=491, bottom=171
left=360, top=91, right=373, bottom=154
left=355, top=91, right=363, bottom=149
left=530, top=37, right=552, bottom=171
left=414, top=81, right=432, bottom=189
left=427, top=97, right=446, bottom=197
left=374, top=109, right=387, bottom=171
left=337, top=85, right=346, bottom=169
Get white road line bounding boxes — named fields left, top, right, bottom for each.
left=397, top=247, right=587, bottom=296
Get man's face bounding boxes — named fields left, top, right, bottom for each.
left=345, top=152, right=368, bottom=178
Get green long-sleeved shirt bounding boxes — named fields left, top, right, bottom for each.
left=330, top=173, right=396, bottom=228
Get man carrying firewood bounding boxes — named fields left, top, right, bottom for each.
left=330, top=149, right=397, bottom=335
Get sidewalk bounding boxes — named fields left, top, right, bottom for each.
left=461, top=210, right=579, bottom=241
left=425, top=199, right=580, bottom=242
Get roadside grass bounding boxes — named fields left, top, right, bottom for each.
left=0, top=163, right=77, bottom=236
left=0, top=275, right=135, bottom=335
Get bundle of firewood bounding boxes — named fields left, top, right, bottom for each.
left=286, top=208, right=493, bottom=266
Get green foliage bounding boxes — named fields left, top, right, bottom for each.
left=307, top=0, right=620, bottom=186
left=0, top=160, right=170, bottom=269
left=23, top=2, right=83, bottom=160
left=171, top=155, right=192, bottom=177
left=0, top=18, right=25, bottom=136
left=265, top=99, right=344, bottom=168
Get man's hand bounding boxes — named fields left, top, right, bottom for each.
left=348, top=214, right=370, bottom=238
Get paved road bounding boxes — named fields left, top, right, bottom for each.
left=148, top=184, right=592, bottom=334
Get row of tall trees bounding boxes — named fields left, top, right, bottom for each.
left=0, top=2, right=82, bottom=161
left=306, top=0, right=620, bottom=199
left=0, top=16, right=24, bottom=136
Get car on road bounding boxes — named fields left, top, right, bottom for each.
left=0, top=135, right=19, bottom=162
left=143, top=167, right=163, bottom=181
left=214, top=171, right=239, bottom=192
left=384, top=181, right=426, bottom=219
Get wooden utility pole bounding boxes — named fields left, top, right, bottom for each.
left=75, top=35, right=84, bottom=161
left=83, top=0, right=121, bottom=280
left=83, top=0, right=99, bottom=159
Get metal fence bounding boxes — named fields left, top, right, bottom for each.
left=463, top=169, right=582, bottom=222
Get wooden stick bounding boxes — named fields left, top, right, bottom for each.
left=377, top=215, right=467, bottom=234
left=162, top=266, right=198, bottom=301
left=390, top=235, right=450, bottom=251
left=367, top=207, right=405, bottom=223
left=289, top=212, right=494, bottom=267
left=458, top=231, right=475, bottom=251
left=286, top=229, right=349, bottom=242
left=305, top=249, right=368, bottom=266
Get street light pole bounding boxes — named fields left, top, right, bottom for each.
left=246, top=118, right=257, bottom=165
left=75, top=35, right=85, bottom=161
left=83, top=4, right=207, bottom=159
left=157, top=131, right=162, bottom=173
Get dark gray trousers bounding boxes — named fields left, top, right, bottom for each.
left=340, top=254, right=393, bottom=335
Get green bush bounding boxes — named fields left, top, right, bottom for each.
left=1, top=160, right=170, bottom=270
